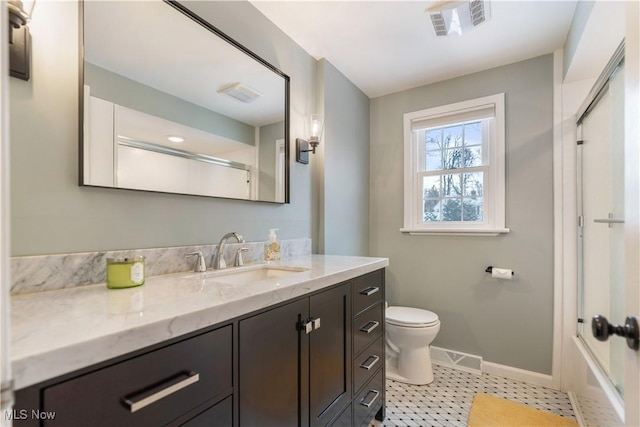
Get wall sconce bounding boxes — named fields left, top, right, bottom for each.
left=8, top=0, right=35, bottom=81
left=296, top=114, right=325, bottom=164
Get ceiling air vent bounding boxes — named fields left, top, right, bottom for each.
left=430, top=13, right=448, bottom=37
left=427, top=0, right=490, bottom=37
left=469, top=0, right=486, bottom=26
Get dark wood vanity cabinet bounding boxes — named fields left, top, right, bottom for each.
left=352, top=270, right=386, bottom=426
left=13, top=269, right=386, bottom=427
left=14, top=325, right=233, bottom=427
left=238, top=269, right=386, bottom=427
left=239, top=282, right=352, bottom=427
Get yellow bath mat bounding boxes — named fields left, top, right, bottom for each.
left=467, top=393, right=578, bottom=427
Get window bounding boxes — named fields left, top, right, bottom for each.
left=401, top=94, right=508, bottom=235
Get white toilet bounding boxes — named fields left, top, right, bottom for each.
left=385, top=306, right=440, bottom=385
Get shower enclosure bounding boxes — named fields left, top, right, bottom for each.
left=577, top=48, right=626, bottom=400
left=575, top=35, right=640, bottom=426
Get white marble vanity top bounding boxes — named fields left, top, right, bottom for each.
left=11, top=255, right=388, bottom=390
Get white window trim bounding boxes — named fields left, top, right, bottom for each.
left=401, top=93, right=509, bottom=236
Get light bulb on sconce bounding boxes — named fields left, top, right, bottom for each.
left=296, top=114, right=325, bottom=164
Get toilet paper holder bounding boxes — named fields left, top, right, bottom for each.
left=485, top=266, right=514, bottom=275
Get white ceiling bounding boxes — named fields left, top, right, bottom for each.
left=250, top=0, right=579, bottom=98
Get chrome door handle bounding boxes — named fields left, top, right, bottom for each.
left=303, top=319, right=313, bottom=334
left=592, top=315, right=639, bottom=350
left=593, top=213, right=624, bottom=227
left=299, top=317, right=320, bottom=334
left=359, top=321, right=380, bottom=334
left=123, top=371, right=199, bottom=413
left=360, top=389, right=380, bottom=408
left=593, top=218, right=624, bottom=223
left=359, top=355, right=380, bottom=370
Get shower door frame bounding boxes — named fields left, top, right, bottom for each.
left=564, top=5, right=640, bottom=423
left=575, top=49, right=625, bottom=411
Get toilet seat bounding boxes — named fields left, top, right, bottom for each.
left=386, top=306, right=439, bottom=328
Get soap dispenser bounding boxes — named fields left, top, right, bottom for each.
left=264, top=228, right=281, bottom=261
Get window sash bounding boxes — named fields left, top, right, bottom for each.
left=414, top=118, right=490, bottom=225
left=415, top=166, right=489, bottom=225
left=410, top=104, right=495, bottom=132
left=416, top=119, right=491, bottom=173
left=402, top=93, right=507, bottom=235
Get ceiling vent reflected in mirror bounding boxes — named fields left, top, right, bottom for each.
left=218, top=82, right=262, bottom=103
left=428, top=0, right=490, bottom=37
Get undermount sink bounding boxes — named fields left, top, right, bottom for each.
left=203, top=265, right=309, bottom=285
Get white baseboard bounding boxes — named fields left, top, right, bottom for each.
left=567, top=392, right=586, bottom=427
left=482, top=361, right=556, bottom=389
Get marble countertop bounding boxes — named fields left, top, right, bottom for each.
left=11, top=254, right=388, bottom=390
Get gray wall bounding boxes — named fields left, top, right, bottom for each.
left=317, top=60, right=370, bottom=256
left=258, top=121, right=284, bottom=201
left=370, top=55, right=555, bottom=374
left=9, top=1, right=317, bottom=256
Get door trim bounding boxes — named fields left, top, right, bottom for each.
left=552, top=49, right=564, bottom=391
left=0, top=0, right=14, bottom=414
left=622, top=3, right=640, bottom=424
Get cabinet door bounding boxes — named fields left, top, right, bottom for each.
left=239, top=299, right=309, bottom=427
left=309, top=283, right=351, bottom=427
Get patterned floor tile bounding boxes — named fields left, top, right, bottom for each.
left=370, top=365, right=576, bottom=427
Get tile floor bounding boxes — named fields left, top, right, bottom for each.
left=370, top=365, right=576, bottom=427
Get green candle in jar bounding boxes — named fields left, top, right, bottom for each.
left=106, top=257, right=145, bottom=289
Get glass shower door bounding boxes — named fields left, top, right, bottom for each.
left=578, top=61, right=625, bottom=397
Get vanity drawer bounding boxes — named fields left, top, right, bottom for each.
left=181, top=396, right=232, bottom=427
left=353, top=270, right=384, bottom=316
left=353, top=369, right=383, bottom=427
left=330, top=403, right=352, bottom=427
left=353, top=337, right=384, bottom=395
left=353, top=303, right=383, bottom=357
left=42, top=325, right=232, bottom=427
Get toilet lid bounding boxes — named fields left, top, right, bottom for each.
left=386, top=306, right=439, bottom=327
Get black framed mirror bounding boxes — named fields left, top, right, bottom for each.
left=79, top=0, right=290, bottom=203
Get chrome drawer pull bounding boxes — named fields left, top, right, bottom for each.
left=359, top=286, right=380, bottom=296
left=359, top=321, right=380, bottom=334
left=359, top=355, right=380, bottom=370
left=124, top=371, right=199, bottom=413
left=360, top=389, right=380, bottom=408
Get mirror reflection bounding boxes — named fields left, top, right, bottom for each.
left=80, top=0, right=289, bottom=203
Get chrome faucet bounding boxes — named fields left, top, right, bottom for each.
left=185, top=251, right=207, bottom=272
left=213, top=232, right=245, bottom=269
left=235, top=247, right=249, bottom=267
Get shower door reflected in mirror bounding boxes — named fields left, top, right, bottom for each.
left=578, top=61, right=625, bottom=397
left=80, top=0, right=289, bottom=203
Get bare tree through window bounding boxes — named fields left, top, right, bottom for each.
left=422, top=122, right=484, bottom=222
